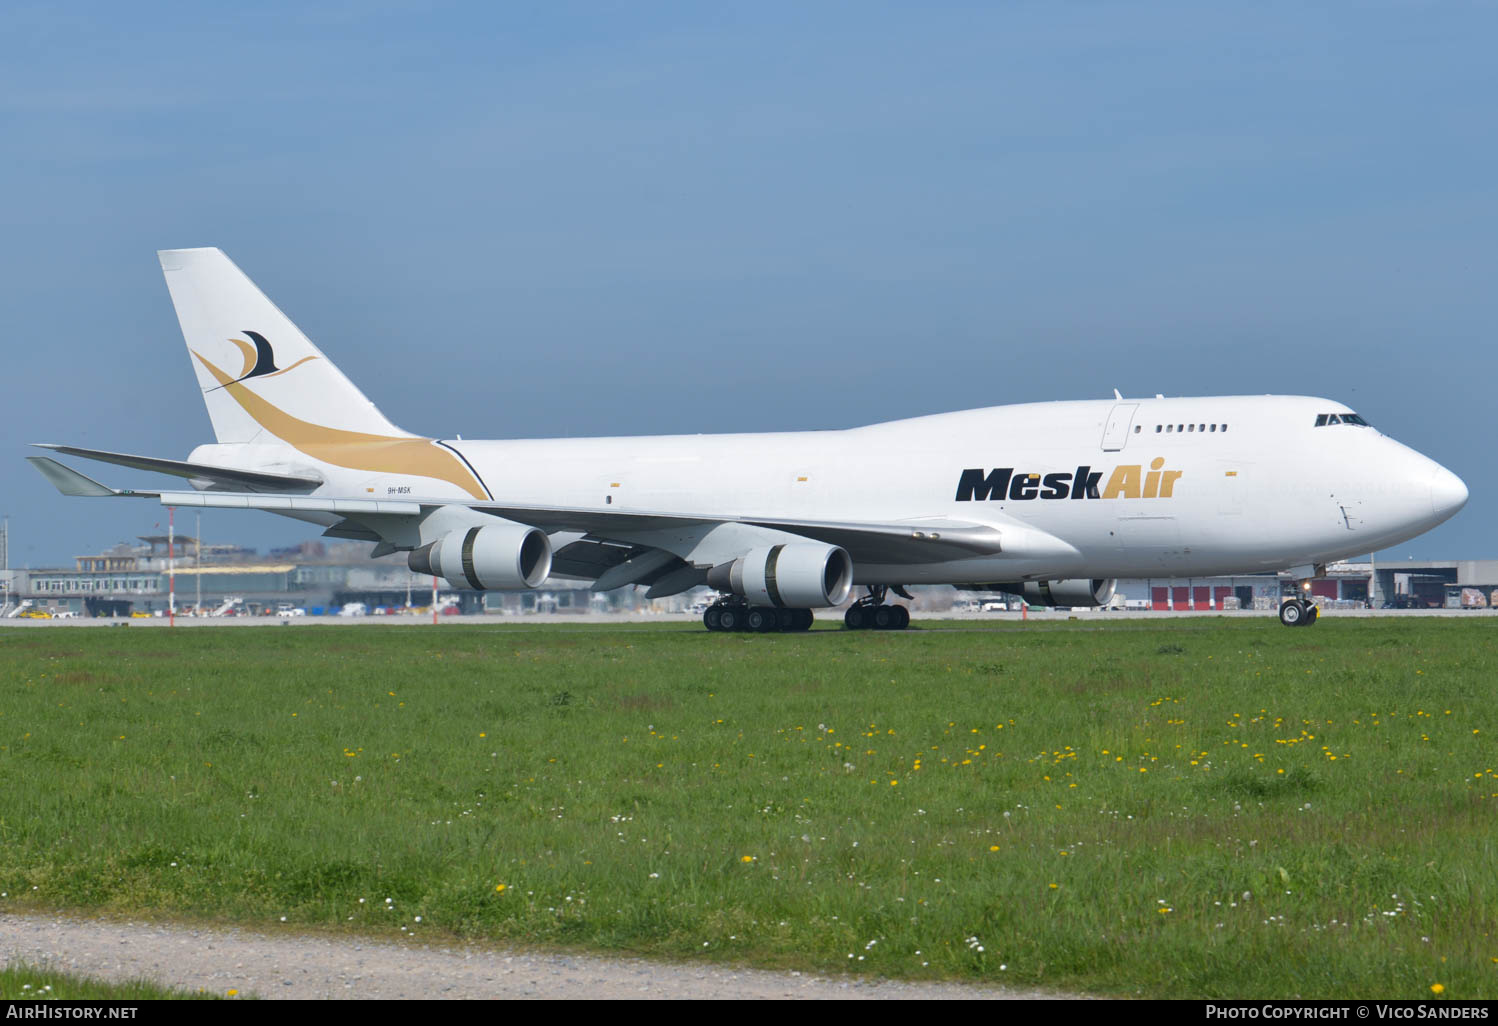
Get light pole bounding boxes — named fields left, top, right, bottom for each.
left=168, top=506, right=175, bottom=626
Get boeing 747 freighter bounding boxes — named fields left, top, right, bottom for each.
left=29, top=249, right=1468, bottom=630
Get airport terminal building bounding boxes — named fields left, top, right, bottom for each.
left=969, top=560, right=1498, bottom=612
left=0, top=536, right=624, bottom=619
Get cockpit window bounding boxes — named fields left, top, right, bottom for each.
left=1315, top=412, right=1369, bottom=427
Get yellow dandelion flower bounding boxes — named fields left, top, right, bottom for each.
left=1431, top=984, right=1445, bottom=995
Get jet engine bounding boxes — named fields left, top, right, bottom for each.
left=982, top=579, right=1117, bottom=608
left=408, top=522, right=552, bottom=591
left=706, top=543, right=854, bottom=608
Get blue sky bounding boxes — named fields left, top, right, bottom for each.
left=3, top=2, right=1493, bottom=566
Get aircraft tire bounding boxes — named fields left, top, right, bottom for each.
left=1304, top=605, right=1319, bottom=626
left=1278, top=600, right=1306, bottom=628
left=798, top=609, right=815, bottom=631
left=873, top=605, right=897, bottom=630
left=844, top=606, right=869, bottom=630
left=747, top=607, right=776, bottom=632
left=894, top=605, right=910, bottom=629
left=719, top=607, right=743, bottom=631
left=704, top=607, right=723, bottom=631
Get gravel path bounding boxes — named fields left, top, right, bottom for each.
left=1, top=914, right=1066, bottom=1000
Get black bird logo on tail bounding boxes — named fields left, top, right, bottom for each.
left=205, top=330, right=317, bottom=392
left=239, top=330, right=280, bottom=380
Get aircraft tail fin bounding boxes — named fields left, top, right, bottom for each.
left=158, top=248, right=412, bottom=445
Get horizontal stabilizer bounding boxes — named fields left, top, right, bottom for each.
left=32, top=444, right=322, bottom=493
left=26, top=457, right=123, bottom=497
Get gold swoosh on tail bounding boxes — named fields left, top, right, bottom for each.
left=225, top=342, right=317, bottom=382
left=258, top=355, right=319, bottom=379
left=193, top=350, right=489, bottom=500
left=228, top=337, right=257, bottom=378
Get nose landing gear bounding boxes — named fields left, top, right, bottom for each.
left=1278, top=567, right=1324, bottom=627
left=1278, top=598, right=1319, bottom=627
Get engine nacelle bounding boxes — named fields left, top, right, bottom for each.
left=706, top=543, right=854, bottom=608
left=982, top=579, right=1117, bottom=608
left=408, top=523, right=552, bottom=591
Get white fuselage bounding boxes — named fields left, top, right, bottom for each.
left=192, top=394, right=1467, bottom=586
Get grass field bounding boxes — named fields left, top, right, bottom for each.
left=0, top=962, right=229, bottom=1000
left=0, top=617, right=1494, bottom=999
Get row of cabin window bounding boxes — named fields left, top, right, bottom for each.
left=1133, top=423, right=1229, bottom=434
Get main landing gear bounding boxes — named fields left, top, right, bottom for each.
left=842, top=585, right=912, bottom=631
left=704, top=599, right=814, bottom=633
left=1278, top=598, right=1319, bottom=627
left=702, top=585, right=915, bottom=633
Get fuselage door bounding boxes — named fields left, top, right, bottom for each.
left=1100, top=403, right=1139, bottom=451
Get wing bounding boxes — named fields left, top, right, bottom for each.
left=28, top=460, right=1077, bottom=570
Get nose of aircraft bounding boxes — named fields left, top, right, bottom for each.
left=1430, top=463, right=1469, bottom=522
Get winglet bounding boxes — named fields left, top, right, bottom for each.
left=26, top=456, right=126, bottom=497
